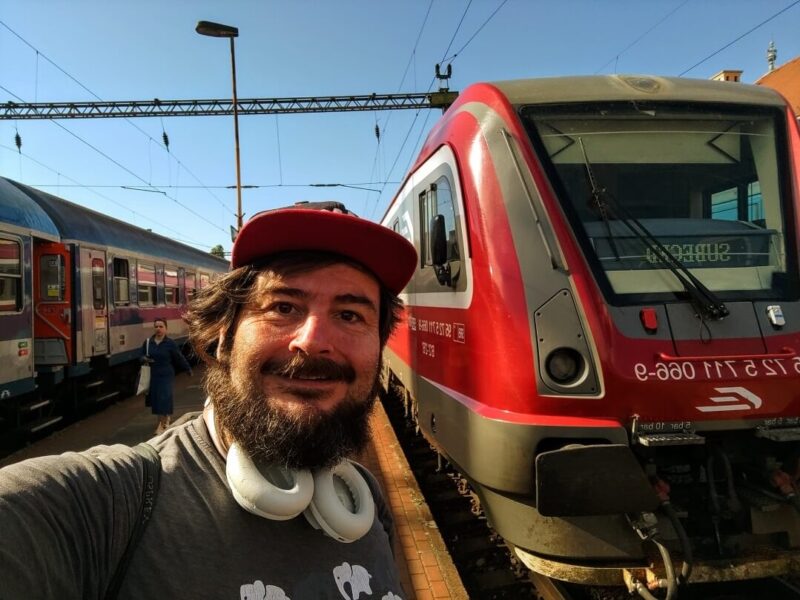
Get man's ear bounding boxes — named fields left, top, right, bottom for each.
left=216, top=327, right=227, bottom=360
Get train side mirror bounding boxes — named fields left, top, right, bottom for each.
left=430, top=215, right=448, bottom=265
left=430, top=215, right=452, bottom=287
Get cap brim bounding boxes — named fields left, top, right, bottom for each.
left=231, top=209, right=417, bottom=294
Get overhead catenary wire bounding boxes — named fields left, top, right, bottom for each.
left=366, top=0, right=435, bottom=213
left=27, top=182, right=394, bottom=191
left=0, top=20, right=231, bottom=215
left=0, top=83, right=229, bottom=235
left=374, top=0, right=492, bottom=219
left=439, top=0, right=509, bottom=64
left=594, top=0, right=691, bottom=74
left=679, top=0, right=800, bottom=76
left=0, top=143, right=213, bottom=249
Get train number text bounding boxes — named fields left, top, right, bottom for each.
left=634, top=357, right=800, bottom=382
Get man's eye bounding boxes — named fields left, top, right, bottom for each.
left=274, top=303, right=295, bottom=314
left=340, top=310, right=363, bottom=322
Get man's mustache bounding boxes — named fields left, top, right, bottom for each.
left=260, top=353, right=356, bottom=383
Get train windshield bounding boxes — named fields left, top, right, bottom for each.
left=522, top=103, right=797, bottom=302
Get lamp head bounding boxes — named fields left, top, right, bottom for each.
left=196, top=20, right=239, bottom=38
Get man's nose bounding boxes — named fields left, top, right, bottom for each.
left=288, top=315, right=334, bottom=355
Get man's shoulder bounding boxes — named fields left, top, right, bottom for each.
left=0, top=443, right=146, bottom=516
left=2, top=444, right=140, bottom=479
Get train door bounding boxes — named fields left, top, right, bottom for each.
left=32, top=241, right=72, bottom=364
left=79, top=247, right=109, bottom=357
left=0, top=235, right=35, bottom=397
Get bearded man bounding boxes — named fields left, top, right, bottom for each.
left=0, top=202, right=417, bottom=600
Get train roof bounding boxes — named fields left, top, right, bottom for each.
left=0, top=178, right=60, bottom=240
left=489, top=75, right=787, bottom=109
left=3, top=178, right=229, bottom=271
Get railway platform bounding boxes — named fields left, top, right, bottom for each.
left=0, top=368, right=467, bottom=600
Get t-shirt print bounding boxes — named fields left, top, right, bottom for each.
left=239, top=562, right=404, bottom=600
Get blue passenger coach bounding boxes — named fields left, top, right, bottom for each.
left=0, top=177, right=228, bottom=436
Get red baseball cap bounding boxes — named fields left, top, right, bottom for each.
left=231, top=201, right=417, bottom=295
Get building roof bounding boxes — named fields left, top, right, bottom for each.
left=756, top=55, right=800, bottom=116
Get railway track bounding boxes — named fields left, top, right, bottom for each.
left=381, top=388, right=538, bottom=598
left=379, top=388, right=800, bottom=600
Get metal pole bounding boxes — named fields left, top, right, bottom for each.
left=230, top=37, right=243, bottom=232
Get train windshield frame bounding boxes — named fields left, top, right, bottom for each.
left=520, top=101, right=799, bottom=305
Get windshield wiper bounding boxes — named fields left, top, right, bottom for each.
left=578, top=138, right=729, bottom=321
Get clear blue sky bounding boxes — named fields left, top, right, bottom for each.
left=1, top=1, right=798, bottom=255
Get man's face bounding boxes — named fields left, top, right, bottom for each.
left=154, top=321, right=166, bottom=335
left=208, top=262, right=383, bottom=469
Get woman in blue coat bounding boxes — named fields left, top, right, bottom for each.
left=141, top=318, right=192, bottom=434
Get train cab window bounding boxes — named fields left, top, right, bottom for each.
left=164, top=268, right=179, bottom=305
left=91, top=258, right=106, bottom=310
left=137, top=263, right=157, bottom=305
left=39, top=255, right=65, bottom=302
left=523, top=103, right=798, bottom=301
left=0, top=238, right=22, bottom=312
left=113, top=258, right=130, bottom=306
left=418, top=177, right=465, bottom=292
left=185, top=272, right=197, bottom=302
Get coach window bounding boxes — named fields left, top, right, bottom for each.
left=199, top=273, right=210, bottom=289
left=0, top=238, right=22, bottom=312
left=113, top=258, right=130, bottom=305
left=185, top=272, right=197, bottom=302
left=164, top=267, right=179, bottom=305
left=137, top=263, right=157, bottom=305
left=91, top=258, right=106, bottom=310
left=39, top=254, right=65, bottom=301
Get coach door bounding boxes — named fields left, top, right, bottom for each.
left=80, top=248, right=109, bottom=357
left=33, top=241, right=72, bottom=364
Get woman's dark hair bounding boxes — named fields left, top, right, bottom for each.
left=184, top=251, right=404, bottom=366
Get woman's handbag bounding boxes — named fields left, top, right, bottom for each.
left=136, top=339, right=151, bottom=397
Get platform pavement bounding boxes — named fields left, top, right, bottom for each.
left=0, top=368, right=468, bottom=599
left=0, top=370, right=204, bottom=467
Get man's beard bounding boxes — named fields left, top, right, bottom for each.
left=206, top=352, right=381, bottom=470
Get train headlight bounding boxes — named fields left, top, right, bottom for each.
left=545, top=348, right=584, bottom=384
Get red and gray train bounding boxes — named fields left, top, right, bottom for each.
left=381, top=75, right=800, bottom=594
left=0, top=178, right=227, bottom=437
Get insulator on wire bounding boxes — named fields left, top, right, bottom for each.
left=14, top=132, right=22, bottom=153
left=162, top=131, right=170, bottom=151
left=374, top=124, right=380, bottom=142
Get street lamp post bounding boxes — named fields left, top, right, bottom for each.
left=196, top=20, right=243, bottom=234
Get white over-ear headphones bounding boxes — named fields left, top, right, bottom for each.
left=225, top=442, right=376, bottom=543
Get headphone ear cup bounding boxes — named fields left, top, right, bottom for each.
left=304, top=461, right=375, bottom=543
left=226, top=442, right=314, bottom=520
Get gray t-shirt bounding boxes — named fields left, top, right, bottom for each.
left=0, top=414, right=404, bottom=600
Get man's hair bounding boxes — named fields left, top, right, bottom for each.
left=185, top=251, right=404, bottom=366
left=154, top=318, right=167, bottom=328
